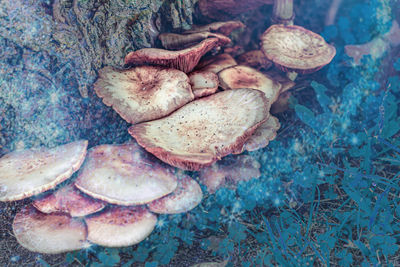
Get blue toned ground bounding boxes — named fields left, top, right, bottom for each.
left=1, top=0, right=400, bottom=266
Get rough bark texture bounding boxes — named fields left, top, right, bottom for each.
left=0, top=0, right=197, bottom=155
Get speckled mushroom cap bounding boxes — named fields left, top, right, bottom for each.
left=85, top=206, right=157, bottom=247
left=218, top=65, right=281, bottom=104
left=243, top=115, right=280, bottom=151
left=129, top=88, right=269, bottom=171
left=147, top=175, right=203, bottom=214
left=125, top=38, right=223, bottom=73
left=0, top=140, right=88, bottom=202
left=94, top=66, right=194, bottom=124
left=261, top=24, right=336, bottom=74
left=12, top=205, right=88, bottom=254
left=33, top=184, right=106, bottom=217
left=75, top=143, right=178, bottom=205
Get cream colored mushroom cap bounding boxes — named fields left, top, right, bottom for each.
left=12, top=205, right=88, bottom=254
left=85, top=206, right=157, bottom=247
left=94, top=66, right=194, bottom=124
left=261, top=24, right=336, bottom=73
left=129, top=89, right=269, bottom=171
left=0, top=140, right=88, bottom=201
left=75, top=143, right=177, bottom=205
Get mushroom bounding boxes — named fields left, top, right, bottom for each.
left=159, top=32, right=231, bottom=50
left=199, top=155, right=261, bottom=193
left=125, top=38, right=223, bottom=73
left=272, top=0, right=295, bottom=25
left=188, top=71, right=219, bottom=98
left=195, top=53, right=237, bottom=74
left=243, top=115, right=280, bottom=151
left=129, top=89, right=269, bottom=171
left=218, top=65, right=281, bottom=104
left=183, top=21, right=245, bottom=36
left=94, top=66, right=194, bottom=124
left=75, top=143, right=178, bottom=205
left=236, top=50, right=273, bottom=70
left=261, top=24, right=336, bottom=74
left=265, top=69, right=296, bottom=93
left=0, top=140, right=88, bottom=202
left=271, top=91, right=292, bottom=113
left=147, top=175, right=203, bottom=214
left=345, top=20, right=400, bottom=65
left=84, top=206, right=157, bottom=247
left=12, top=205, right=88, bottom=254
left=33, top=184, right=106, bottom=217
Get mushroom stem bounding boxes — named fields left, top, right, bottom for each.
left=272, top=0, right=294, bottom=25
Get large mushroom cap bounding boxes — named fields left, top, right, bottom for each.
left=218, top=65, right=281, bottom=103
left=94, top=66, right=194, bottom=124
left=75, top=143, right=178, bottom=205
left=261, top=24, right=336, bottom=74
left=147, top=175, right=203, bottom=214
left=85, top=206, right=157, bottom=247
left=12, top=206, right=88, bottom=254
left=0, top=140, right=88, bottom=202
left=129, top=88, right=269, bottom=171
left=243, top=115, right=280, bottom=151
left=125, top=38, right=222, bottom=73
left=33, top=184, right=106, bottom=217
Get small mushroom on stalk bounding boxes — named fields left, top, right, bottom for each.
left=75, top=143, right=178, bottom=205
left=0, top=140, right=88, bottom=202
left=188, top=71, right=219, bottom=98
left=159, top=32, right=231, bottom=50
left=129, top=89, right=269, bottom=171
left=84, top=206, right=157, bottom=247
left=261, top=24, right=336, bottom=74
left=13, top=206, right=89, bottom=254
left=94, top=66, right=194, bottom=124
left=125, top=38, right=223, bottom=73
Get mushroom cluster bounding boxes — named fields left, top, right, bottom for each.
left=1, top=16, right=336, bottom=254
left=95, top=20, right=335, bottom=172
left=1, top=141, right=202, bottom=253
